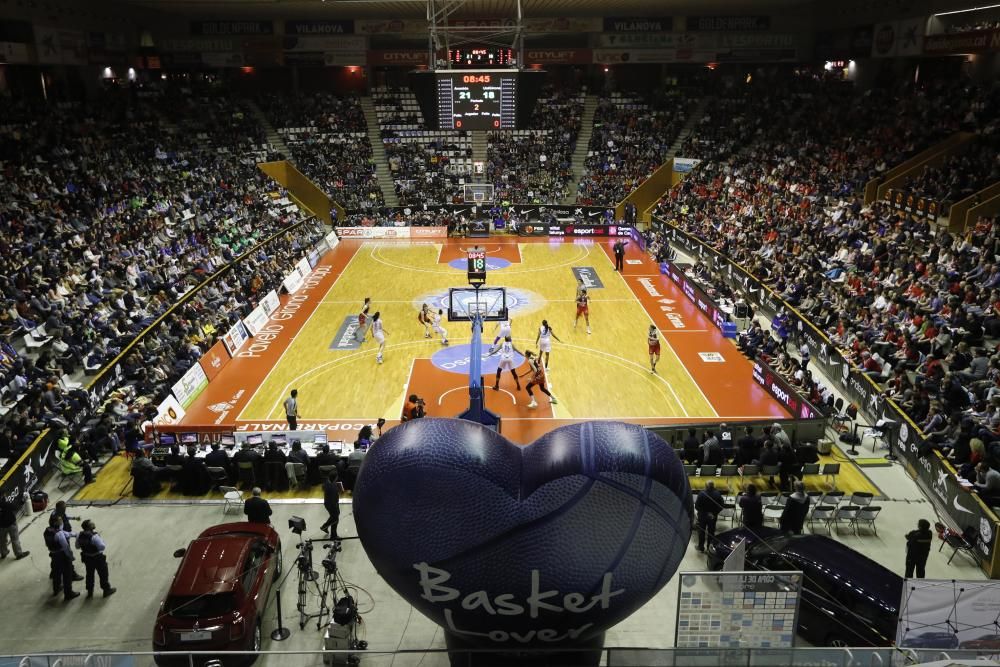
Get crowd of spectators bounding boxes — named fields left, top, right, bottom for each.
left=259, top=93, right=384, bottom=211
left=896, top=132, right=1000, bottom=213
left=576, top=90, right=691, bottom=205
left=0, top=88, right=325, bottom=473
left=385, top=135, right=472, bottom=206
left=645, top=75, right=1000, bottom=499
left=486, top=86, right=584, bottom=204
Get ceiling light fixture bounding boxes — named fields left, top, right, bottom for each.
left=934, top=3, right=1000, bottom=16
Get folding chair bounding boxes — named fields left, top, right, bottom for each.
left=852, top=506, right=881, bottom=535
left=809, top=505, right=836, bottom=534
left=740, top=464, right=759, bottom=484
left=286, top=462, right=307, bottom=488
left=760, top=464, right=781, bottom=488
left=821, top=463, right=841, bottom=490
left=206, top=466, right=230, bottom=488
left=683, top=465, right=697, bottom=477
left=718, top=499, right=737, bottom=526
left=830, top=505, right=859, bottom=534
left=54, top=451, right=85, bottom=491
left=236, top=462, right=256, bottom=489
left=800, top=463, right=821, bottom=487
left=720, top=464, right=739, bottom=491
left=698, top=465, right=717, bottom=479
left=220, top=486, right=244, bottom=515
left=823, top=490, right=845, bottom=507
left=763, top=501, right=784, bottom=526
left=849, top=492, right=873, bottom=508
left=936, top=523, right=979, bottom=565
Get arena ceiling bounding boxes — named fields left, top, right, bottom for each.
left=113, top=0, right=822, bottom=20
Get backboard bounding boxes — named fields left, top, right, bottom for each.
left=448, top=287, right=507, bottom=322
left=463, top=183, right=494, bottom=204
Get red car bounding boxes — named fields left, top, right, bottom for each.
left=153, top=522, right=282, bottom=665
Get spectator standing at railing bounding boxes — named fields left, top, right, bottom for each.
left=0, top=497, right=30, bottom=561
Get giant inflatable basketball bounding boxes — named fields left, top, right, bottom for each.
left=353, top=419, right=692, bottom=648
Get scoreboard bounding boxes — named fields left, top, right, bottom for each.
left=436, top=70, right=517, bottom=130
left=446, top=48, right=516, bottom=67
left=467, top=249, right=487, bottom=285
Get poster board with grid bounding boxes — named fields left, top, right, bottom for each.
left=675, top=571, right=802, bottom=649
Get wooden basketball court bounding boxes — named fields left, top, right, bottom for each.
left=178, top=235, right=789, bottom=442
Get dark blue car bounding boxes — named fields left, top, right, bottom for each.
left=708, top=527, right=903, bottom=647
left=901, top=631, right=960, bottom=649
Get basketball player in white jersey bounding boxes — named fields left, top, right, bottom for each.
left=492, top=316, right=512, bottom=347
left=488, top=335, right=522, bottom=391
left=647, top=324, right=661, bottom=373
left=535, top=319, right=562, bottom=370
left=432, top=308, right=449, bottom=346
left=371, top=311, right=387, bottom=364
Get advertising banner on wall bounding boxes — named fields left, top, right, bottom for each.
left=897, top=579, right=1000, bottom=649
left=222, top=320, right=250, bottom=357
left=673, top=157, right=702, bottom=173
left=593, top=48, right=715, bottom=64
left=884, top=188, right=941, bottom=219
left=154, top=394, right=187, bottom=426
left=283, top=35, right=367, bottom=52
left=675, top=571, right=802, bottom=648
left=872, top=18, right=925, bottom=58
left=686, top=16, right=771, bottom=31
left=325, top=230, right=340, bottom=249
left=661, top=219, right=1000, bottom=571
left=282, top=267, right=305, bottom=295
left=597, top=32, right=702, bottom=48
left=367, top=49, right=429, bottom=66
left=243, top=304, right=270, bottom=337
left=171, top=361, right=209, bottom=409
left=198, top=339, right=231, bottom=383
left=34, top=27, right=87, bottom=65
left=191, top=21, right=273, bottom=36
left=925, top=27, right=1000, bottom=55
left=523, top=48, right=593, bottom=64
left=285, top=20, right=354, bottom=35
left=260, top=290, right=281, bottom=316
left=357, top=17, right=599, bottom=34
left=0, top=430, right=57, bottom=509
left=0, top=41, right=31, bottom=63
left=603, top=17, right=673, bottom=32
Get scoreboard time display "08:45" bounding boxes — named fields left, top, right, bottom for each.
left=436, top=70, right=518, bottom=130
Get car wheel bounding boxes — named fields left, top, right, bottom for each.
left=825, top=635, right=849, bottom=648
left=273, top=542, right=282, bottom=580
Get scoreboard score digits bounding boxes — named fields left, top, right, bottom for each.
left=436, top=70, right=517, bottom=130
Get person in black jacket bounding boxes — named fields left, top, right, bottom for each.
left=204, top=443, right=231, bottom=477
left=319, top=471, right=341, bottom=538
left=243, top=488, right=272, bottom=524
left=695, top=481, right=725, bottom=552
left=905, top=519, right=933, bottom=578
left=736, top=427, right=759, bottom=465
left=779, top=482, right=810, bottom=535
left=682, top=428, right=701, bottom=465
left=738, top=484, right=764, bottom=531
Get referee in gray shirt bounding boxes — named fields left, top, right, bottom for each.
left=284, top=389, right=299, bottom=430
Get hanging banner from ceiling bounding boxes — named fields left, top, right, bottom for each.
left=191, top=21, right=273, bottom=36
left=285, top=20, right=354, bottom=35
left=686, top=16, right=771, bottom=31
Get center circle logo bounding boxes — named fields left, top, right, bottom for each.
left=431, top=343, right=526, bottom=376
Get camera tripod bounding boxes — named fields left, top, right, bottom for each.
left=295, top=539, right=341, bottom=630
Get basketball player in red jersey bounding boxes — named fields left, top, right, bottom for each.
left=418, top=303, right=432, bottom=338
left=354, top=297, right=371, bottom=343
left=574, top=289, right=591, bottom=335
left=520, top=350, right=558, bottom=409
left=648, top=324, right=661, bottom=373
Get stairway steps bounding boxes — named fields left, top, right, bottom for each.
left=360, top=97, right=398, bottom=207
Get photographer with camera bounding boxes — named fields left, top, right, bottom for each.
left=402, top=394, right=426, bottom=421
